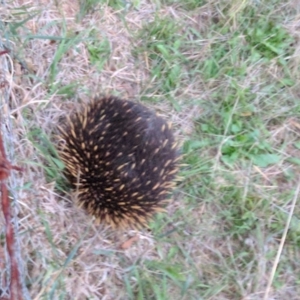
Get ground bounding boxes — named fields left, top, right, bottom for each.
left=0, top=0, right=300, bottom=299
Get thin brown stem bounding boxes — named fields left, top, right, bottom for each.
left=0, top=131, right=23, bottom=300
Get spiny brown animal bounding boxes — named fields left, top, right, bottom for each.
left=57, top=96, right=180, bottom=228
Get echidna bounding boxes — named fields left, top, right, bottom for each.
left=57, top=96, right=179, bottom=228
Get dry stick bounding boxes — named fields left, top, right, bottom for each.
left=0, top=131, right=23, bottom=300
left=1, top=183, right=19, bottom=300
left=263, top=180, right=300, bottom=300
left=0, top=49, right=21, bottom=300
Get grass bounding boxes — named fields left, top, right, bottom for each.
left=1, top=0, right=300, bottom=299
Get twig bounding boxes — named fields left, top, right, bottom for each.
left=0, top=103, right=23, bottom=300
left=0, top=50, right=9, bottom=56
left=263, top=180, right=300, bottom=300
left=0, top=132, right=23, bottom=300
